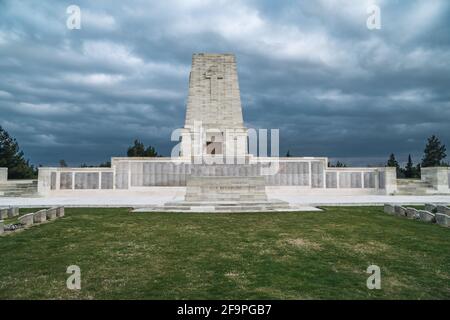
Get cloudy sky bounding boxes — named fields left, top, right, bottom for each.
left=1, top=0, right=449, bottom=166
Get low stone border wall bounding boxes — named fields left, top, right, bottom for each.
left=434, top=205, right=450, bottom=227
left=0, top=207, right=19, bottom=219
left=18, top=213, right=34, bottom=227
left=384, top=203, right=450, bottom=228
left=1, top=206, right=65, bottom=235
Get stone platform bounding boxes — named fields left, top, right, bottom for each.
left=138, top=175, right=293, bottom=212
left=133, top=200, right=320, bottom=213
left=1, top=192, right=450, bottom=208
left=185, top=176, right=267, bottom=202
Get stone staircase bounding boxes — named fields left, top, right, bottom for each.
left=0, top=180, right=38, bottom=197
left=133, top=200, right=299, bottom=213
left=134, top=175, right=302, bottom=212
left=396, top=179, right=437, bottom=195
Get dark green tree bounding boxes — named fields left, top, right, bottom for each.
left=144, top=145, right=158, bottom=157
left=415, top=163, right=421, bottom=179
left=127, top=140, right=145, bottom=157
left=286, top=150, right=291, bottom=157
left=127, top=139, right=158, bottom=157
left=335, top=161, right=347, bottom=168
left=421, top=135, right=447, bottom=167
left=387, top=153, right=399, bottom=168
left=0, top=126, right=37, bottom=179
left=99, top=161, right=111, bottom=167
left=404, top=154, right=414, bottom=178
left=80, top=161, right=111, bottom=168
left=328, top=161, right=347, bottom=168
left=387, top=153, right=403, bottom=177
left=59, top=159, right=68, bottom=167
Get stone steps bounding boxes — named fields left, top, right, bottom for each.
left=185, top=195, right=267, bottom=201
left=396, top=190, right=439, bottom=195
left=134, top=199, right=295, bottom=213
left=164, top=200, right=288, bottom=206
left=395, top=179, right=439, bottom=195
left=0, top=180, right=38, bottom=197
left=397, top=179, right=431, bottom=184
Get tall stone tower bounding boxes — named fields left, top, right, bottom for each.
left=180, top=53, right=248, bottom=160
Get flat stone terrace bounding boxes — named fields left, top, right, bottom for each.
left=1, top=191, right=449, bottom=208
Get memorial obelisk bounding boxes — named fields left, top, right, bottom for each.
left=181, top=53, right=248, bottom=159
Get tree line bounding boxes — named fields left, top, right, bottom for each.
left=290, top=135, right=447, bottom=179
left=0, top=125, right=447, bottom=180
left=63, top=139, right=159, bottom=168
left=387, top=135, right=447, bottom=179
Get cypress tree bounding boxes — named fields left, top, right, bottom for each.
left=421, top=135, right=446, bottom=167
left=405, top=154, right=414, bottom=178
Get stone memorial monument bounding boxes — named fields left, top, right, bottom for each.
left=37, top=53, right=409, bottom=211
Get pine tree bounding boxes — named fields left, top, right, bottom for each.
left=99, top=161, right=111, bottom=167
left=415, top=163, right=421, bottom=179
left=59, top=159, right=68, bottom=167
left=127, top=140, right=158, bottom=157
left=387, top=153, right=399, bottom=168
left=404, top=154, right=414, bottom=178
left=328, top=161, right=347, bottom=168
left=127, top=140, right=145, bottom=157
left=421, top=135, right=447, bottom=167
left=335, top=161, right=347, bottom=168
left=0, top=126, right=36, bottom=179
left=387, top=153, right=402, bottom=177
left=144, top=145, right=158, bottom=157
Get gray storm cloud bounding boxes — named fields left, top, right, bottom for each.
left=0, top=0, right=449, bottom=166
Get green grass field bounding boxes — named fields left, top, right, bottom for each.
left=0, top=207, right=449, bottom=300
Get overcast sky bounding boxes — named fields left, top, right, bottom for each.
left=1, top=0, right=449, bottom=166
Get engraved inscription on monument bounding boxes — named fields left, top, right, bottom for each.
left=204, top=65, right=223, bottom=103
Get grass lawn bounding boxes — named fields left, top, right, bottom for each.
left=0, top=207, right=449, bottom=300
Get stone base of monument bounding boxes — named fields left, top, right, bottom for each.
left=133, top=176, right=321, bottom=212
left=185, top=176, right=268, bottom=202
left=133, top=200, right=320, bottom=213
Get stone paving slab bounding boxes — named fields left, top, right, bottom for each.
left=133, top=206, right=322, bottom=213
left=0, top=193, right=449, bottom=208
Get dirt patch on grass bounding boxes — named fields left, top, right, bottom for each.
left=381, top=274, right=415, bottom=294
left=342, top=241, right=391, bottom=255
left=225, top=271, right=250, bottom=289
left=282, top=238, right=322, bottom=251
left=252, top=286, right=310, bottom=299
left=225, top=271, right=241, bottom=278
left=219, top=252, right=242, bottom=260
